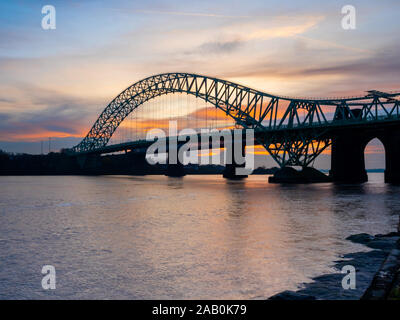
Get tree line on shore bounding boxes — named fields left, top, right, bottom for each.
left=0, top=149, right=278, bottom=176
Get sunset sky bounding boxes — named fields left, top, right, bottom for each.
left=0, top=0, right=399, bottom=168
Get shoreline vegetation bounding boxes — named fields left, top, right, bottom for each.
left=0, top=149, right=280, bottom=175
left=0, top=149, right=385, bottom=176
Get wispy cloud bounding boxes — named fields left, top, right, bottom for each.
left=0, top=85, right=101, bottom=141
left=197, top=39, right=242, bottom=54
left=181, top=15, right=325, bottom=56
left=135, top=9, right=250, bottom=19
left=295, top=35, right=371, bottom=54
left=244, top=18, right=324, bottom=41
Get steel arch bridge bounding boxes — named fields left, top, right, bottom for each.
left=72, top=72, right=400, bottom=168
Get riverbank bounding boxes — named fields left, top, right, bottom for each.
left=361, top=232, right=400, bottom=299
left=269, top=231, right=400, bottom=300
left=0, top=150, right=278, bottom=175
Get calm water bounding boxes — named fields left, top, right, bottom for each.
left=0, top=173, right=399, bottom=299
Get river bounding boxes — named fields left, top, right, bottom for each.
left=0, top=173, right=398, bottom=299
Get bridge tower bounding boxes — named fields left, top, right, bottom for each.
left=330, top=125, right=400, bottom=184
left=383, top=128, right=400, bottom=184
left=165, top=143, right=186, bottom=177
left=330, top=131, right=368, bottom=183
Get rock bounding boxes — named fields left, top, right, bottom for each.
left=269, top=166, right=331, bottom=183
left=268, top=290, right=316, bottom=300
left=301, top=167, right=332, bottom=182
left=269, top=231, right=400, bottom=300
left=375, top=232, right=400, bottom=238
left=268, top=167, right=302, bottom=183
left=362, top=248, right=400, bottom=299
left=366, top=239, right=397, bottom=251
left=346, top=233, right=375, bottom=244
left=398, top=215, right=400, bottom=233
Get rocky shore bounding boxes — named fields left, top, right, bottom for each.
left=269, top=231, right=400, bottom=300
left=361, top=232, right=400, bottom=300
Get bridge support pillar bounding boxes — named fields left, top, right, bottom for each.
left=128, top=151, right=151, bottom=175
left=165, top=146, right=186, bottom=177
left=330, top=133, right=368, bottom=183
left=76, top=155, right=87, bottom=170
left=76, top=154, right=102, bottom=174
left=222, top=136, right=248, bottom=180
left=384, top=131, right=400, bottom=184
left=166, top=163, right=186, bottom=177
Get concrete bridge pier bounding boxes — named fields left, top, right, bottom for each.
left=222, top=137, right=248, bottom=180
left=384, top=131, right=400, bottom=184
left=165, top=146, right=186, bottom=177
left=128, top=151, right=151, bottom=175
left=330, top=133, right=368, bottom=183
left=76, top=154, right=102, bottom=174
left=222, top=163, right=247, bottom=179
left=166, top=163, right=186, bottom=177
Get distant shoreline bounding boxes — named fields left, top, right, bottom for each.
left=0, top=150, right=279, bottom=176
left=320, top=169, right=385, bottom=173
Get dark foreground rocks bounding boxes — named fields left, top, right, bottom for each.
left=361, top=235, right=400, bottom=300
left=268, top=232, right=400, bottom=300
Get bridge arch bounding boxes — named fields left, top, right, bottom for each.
left=72, top=73, right=280, bottom=153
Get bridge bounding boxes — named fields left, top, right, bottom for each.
left=69, top=72, right=400, bottom=183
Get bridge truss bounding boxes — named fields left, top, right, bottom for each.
left=72, top=73, right=400, bottom=168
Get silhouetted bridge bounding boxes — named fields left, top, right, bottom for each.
left=69, top=73, right=400, bottom=183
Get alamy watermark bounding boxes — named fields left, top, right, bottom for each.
left=41, top=265, right=56, bottom=290
left=41, top=5, right=56, bottom=30
left=341, top=5, right=356, bottom=30
left=145, top=121, right=255, bottom=176
left=341, top=265, right=356, bottom=290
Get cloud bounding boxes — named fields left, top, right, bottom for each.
left=0, top=97, right=15, bottom=103
left=220, top=41, right=400, bottom=87
left=244, top=18, right=323, bottom=41
left=298, top=44, right=400, bottom=78
left=197, top=39, right=243, bottom=54
left=0, top=85, right=101, bottom=141
left=180, top=14, right=325, bottom=57
left=134, top=9, right=250, bottom=19
left=294, top=35, right=371, bottom=54
left=0, top=2, right=398, bottom=156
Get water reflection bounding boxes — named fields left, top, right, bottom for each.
left=0, top=173, right=397, bottom=299
left=224, top=180, right=248, bottom=218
